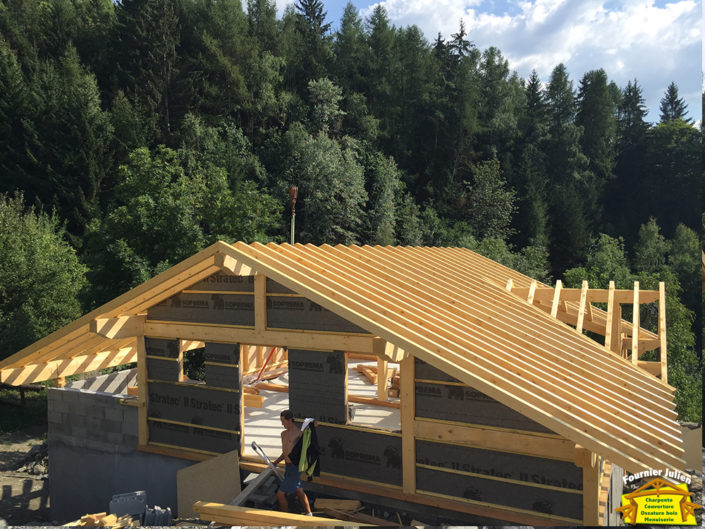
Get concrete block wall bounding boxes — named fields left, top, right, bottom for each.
left=48, top=370, right=192, bottom=522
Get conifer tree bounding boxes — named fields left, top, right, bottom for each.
left=659, top=81, right=691, bottom=124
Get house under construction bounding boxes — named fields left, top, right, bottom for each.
left=0, top=241, right=685, bottom=525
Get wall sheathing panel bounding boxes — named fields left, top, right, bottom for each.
left=266, top=280, right=371, bottom=334
left=204, top=342, right=240, bottom=389
left=413, top=359, right=583, bottom=523
left=146, top=338, right=241, bottom=455
left=189, top=273, right=255, bottom=292
left=317, top=424, right=403, bottom=487
left=288, top=349, right=347, bottom=424
left=414, top=359, right=553, bottom=433
left=416, top=467, right=582, bottom=521
left=148, top=293, right=255, bottom=326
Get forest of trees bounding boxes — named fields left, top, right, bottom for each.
left=0, top=0, right=701, bottom=420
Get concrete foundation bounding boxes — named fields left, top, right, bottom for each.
left=48, top=369, right=192, bottom=522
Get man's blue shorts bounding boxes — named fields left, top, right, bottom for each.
left=279, top=463, right=301, bottom=494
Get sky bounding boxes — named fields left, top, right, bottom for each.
left=273, top=0, right=702, bottom=124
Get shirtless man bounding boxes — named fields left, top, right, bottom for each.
left=272, top=409, right=312, bottom=515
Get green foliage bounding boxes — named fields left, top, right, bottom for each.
left=84, top=145, right=279, bottom=303
left=465, top=158, right=516, bottom=240
left=565, top=222, right=702, bottom=422
left=308, top=77, right=344, bottom=133
left=659, top=82, right=691, bottom=124
left=0, top=194, right=87, bottom=359
left=364, top=151, right=403, bottom=245
left=272, top=123, right=366, bottom=244
left=0, top=386, right=48, bottom=432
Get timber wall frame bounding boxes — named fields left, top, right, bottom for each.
left=0, top=242, right=687, bottom=525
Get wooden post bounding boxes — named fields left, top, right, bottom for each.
left=240, top=342, right=245, bottom=455
left=527, top=280, right=537, bottom=304
left=377, top=357, right=388, bottom=402
left=136, top=335, right=149, bottom=446
left=575, top=446, right=600, bottom=526
left=604, top=281, right=622, bottom=354
left=659, top=282, right=668, bottom=383
left=256, top=346, right=264, bottom=369
left=241, top=344, right=250, bottom=373
left=178, top=339, right=186, bottom=381
left=631, top=282, right=639, bottom=365
left=604, top=281, right=615, bottom=350
left=576, top=280, right=588, bottom=333
left=550, top=280, right=562, bottom=318
left=400, top=356, right=415, bottom=494
left=53, top=377, right=66, bottom=388
left=254, top=274, right=266, bottom=331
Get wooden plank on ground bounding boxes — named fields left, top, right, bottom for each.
left=314, top=499, right=361, bottom=511
left=193, top=502, right=371, bottom=526
left=320, top=508, right=397, bottom=526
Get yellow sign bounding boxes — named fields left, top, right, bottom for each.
left=616, top=478, right=701, bottom=525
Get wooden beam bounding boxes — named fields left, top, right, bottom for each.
left=637, top=361, right=662, bottom=377
left=377, top=357, right=388, bottom=401
left=215, top=253, right=253, bottom=276
left=604, top=281, right=615, bottom=352
left=241, top=344, right=249, bottom=373
left=659, top=282, right=668, bottom=383
left=575, top=447, right=600, bottom=526
left=90, top=315, right=146, bottom=339
left=122, top=261, right=222, bottom=315
left=576, top=280, right=588, bottom=333
left=400, top=356, right=415, bottom=494
left=347, top=395, right=399, bottom=409
left=136, top=335, right=148, bottom=446
left=631, top=281, right=639, bottom=365
left=193, top=502, right=370, bottom=526
left=0, top=346, right=136, bottom=385
left=414, top=419, right=575, bottom=461
left=511, top=287, right=660, bottom=304
left=527, top=280, right=537, bottom=304
left=178, top=340, right=186, bottom=381
left=143, top=321, right=382, bottom=354
left=254, top=273, right=266, bottom=331
left=550, top=280, right=562, bottom=318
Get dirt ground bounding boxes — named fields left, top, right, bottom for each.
left=0, top=424, right=51, bottom=526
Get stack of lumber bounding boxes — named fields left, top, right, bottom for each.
left=65, top=512, right=136, bottom=527
left=388, top=373, right=401, bottom=398
left=193, top=501, right=371, bottom=526
left=355, top=364, right=396, bottom=386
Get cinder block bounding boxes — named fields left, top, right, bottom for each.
left=85, top=416, right=103, bottom=432
left=122, top=419, right=138, bottom=436
left=104, top=406, right=124, bottom=423
left=107, top=432, right=124, bottom=445
left=102, top=420, right=123, bottom=434
left=122, top=435, right=139, bottom=448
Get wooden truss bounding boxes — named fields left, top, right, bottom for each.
left=507, top=279, right=667, bottom=382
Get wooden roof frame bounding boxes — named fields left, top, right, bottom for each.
left=0, top=241, right=685, bottom=474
